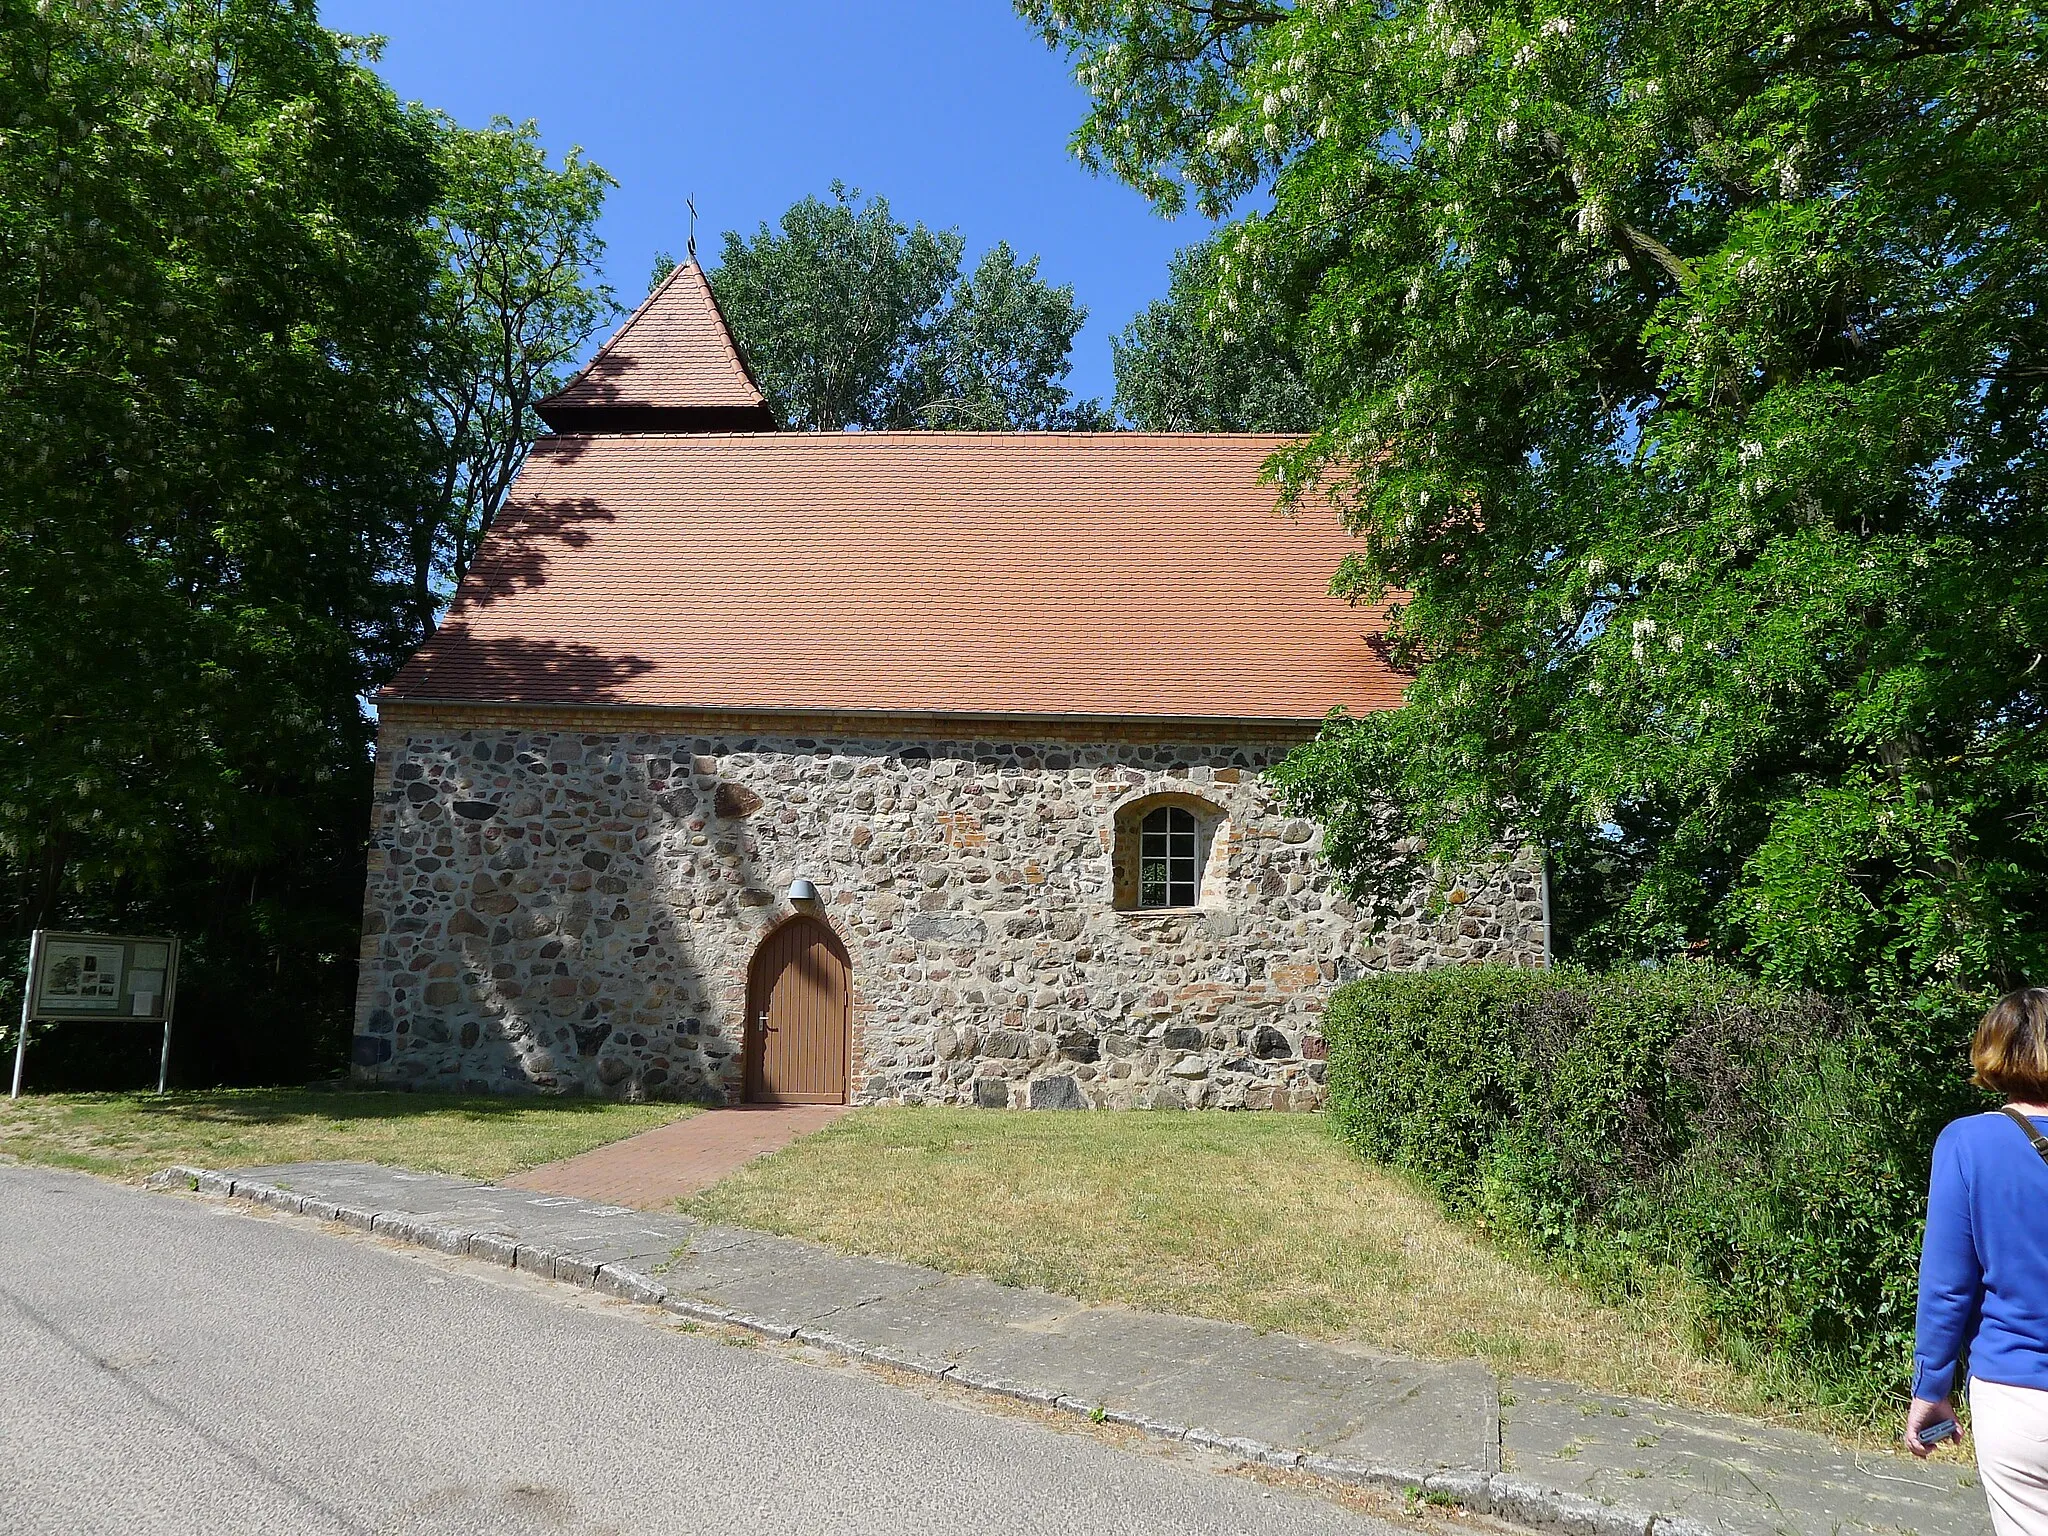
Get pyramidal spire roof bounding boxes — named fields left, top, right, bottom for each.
left=536, top=260, right=777, bottom=433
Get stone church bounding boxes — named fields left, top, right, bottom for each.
left=351, top=261, right=1547, bottom=1110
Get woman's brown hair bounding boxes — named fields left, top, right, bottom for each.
left=1972, top=987, right=2048, bottom=1100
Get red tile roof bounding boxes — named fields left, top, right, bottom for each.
left=385, top=433, right=1404, bottom=723
left=535, top=262, right=776, bottom=433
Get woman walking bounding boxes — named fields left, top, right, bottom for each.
left=1910, top=986, right=2048, bottom=1534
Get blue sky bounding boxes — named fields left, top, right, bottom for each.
left=323, top=0, right=1211, bottom=408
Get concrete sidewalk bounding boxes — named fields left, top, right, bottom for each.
left=155, top=1161, right=1988, bottom=1536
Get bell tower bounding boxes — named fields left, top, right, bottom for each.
left=535, top=260, right=776, bottom=434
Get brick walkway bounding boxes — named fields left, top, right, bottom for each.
left=503, top=1103, right=850, bottom=1209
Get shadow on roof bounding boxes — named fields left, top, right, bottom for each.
left=454, top=493, right=613, bottom=611
left=560, top=347, right=641, bottom=406
left=394, top=631, right=657, bottom=706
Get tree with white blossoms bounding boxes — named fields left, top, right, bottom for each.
left=1021, top=0, right=2048, bottom=1038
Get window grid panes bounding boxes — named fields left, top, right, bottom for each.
left=1139, top=806, right=1199, bottom=908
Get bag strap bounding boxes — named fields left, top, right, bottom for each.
left=1998, top=1106, right=2048, bottom=1168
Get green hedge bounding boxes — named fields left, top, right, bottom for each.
left=1323, top=962, right=1972, bottom=1411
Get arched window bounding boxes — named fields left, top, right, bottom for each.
left=1139, top=805, right=1200, bottom=909
left=1110, top=791, right=1227, bottom=912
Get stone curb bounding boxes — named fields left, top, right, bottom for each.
left=150, top=1166, right=1710, bottom=1536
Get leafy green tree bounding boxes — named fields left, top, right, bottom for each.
left=0, top=0, right=436, bottom=949
left=1112, top=239, right=1317, bottom=431
left=897, top=242, right=1092, bottom=429
left=711, top=184, right=1102, bottom=430
left=711, top=184, right=959, bottom=431
left=0, top=3, right=577, bottom=1083
left=1024, top=0, right=2048, bottom=1019
left=0, top=6, right=628, bottom=1085
left=410, top=118, right=615, bottom=638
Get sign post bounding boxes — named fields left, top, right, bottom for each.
left=10, top=929, right=40, bottom=1100
left=11, top=930, right=181, bottom=1099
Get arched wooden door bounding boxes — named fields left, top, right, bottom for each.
left=743, top=917, right=850, bottom=1104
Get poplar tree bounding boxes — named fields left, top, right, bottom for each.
left=1112, top=239, right=1317, bottom=431
left=711, top=184, right=1102, bottom=431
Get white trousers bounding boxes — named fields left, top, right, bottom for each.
left=1974, top=1377, right=2048, bottom=1536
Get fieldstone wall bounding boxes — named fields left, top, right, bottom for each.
left=352, top=709, right=1546, bottom=1109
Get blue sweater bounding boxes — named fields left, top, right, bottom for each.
left=1913, top=1110, right=2048, bottom=1401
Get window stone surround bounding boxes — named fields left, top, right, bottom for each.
left=352, top=705, right=1546, bottom=1110
left=1111, top=789, right=1231, bottom=912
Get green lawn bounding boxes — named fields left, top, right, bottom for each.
left=688, top=1106, right=1860, bottom=1439
left=0, top=1088, right=698, bottom=1182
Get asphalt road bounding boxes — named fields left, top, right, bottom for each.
left=0, top=1166, right=1408, bottom=1535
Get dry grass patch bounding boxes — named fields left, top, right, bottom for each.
left=0, top=1089, right=698, bottom=1183
left=688, top=1107, right=1808, bottom=1427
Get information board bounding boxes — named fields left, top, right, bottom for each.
left=28, top=932, right=179, bottom=1023
left=12, top=930, right=182, bottom=1098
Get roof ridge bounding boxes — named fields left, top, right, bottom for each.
left=693, top=260, right=767, bottom=400
left=546, top=259, right=688, bottom=402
